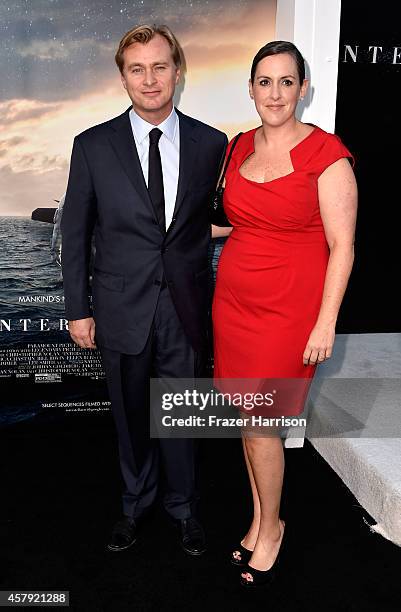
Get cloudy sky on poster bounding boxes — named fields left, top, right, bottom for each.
left=0, top=0, right=275, bottom=215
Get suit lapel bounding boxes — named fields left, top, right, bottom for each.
left=172, top=110, right=199, bottom=220
left=108, top=108, right=161, bottom=228
left=108, top=107, right=200, bottom=234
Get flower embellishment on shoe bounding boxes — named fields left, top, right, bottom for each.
left=230, top=542, right=253, bottom=566
left=241, top=570, right=254, bottom=583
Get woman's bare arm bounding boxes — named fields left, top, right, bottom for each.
left=303, top=158, right=358, bottom=365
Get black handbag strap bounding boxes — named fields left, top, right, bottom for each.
left=217, top=132, right=243, bottom=188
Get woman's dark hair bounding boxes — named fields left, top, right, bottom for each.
left=250, top=40, right=305, bottom=84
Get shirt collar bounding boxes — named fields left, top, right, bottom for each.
left=129, top=107, right=178, bottom=144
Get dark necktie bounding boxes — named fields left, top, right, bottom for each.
left=148, top=128, right=166, bottom=232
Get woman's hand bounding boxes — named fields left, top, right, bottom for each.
left=303, top=322, right=335, bottom=365
left=212, top=224, right=233, bottom=238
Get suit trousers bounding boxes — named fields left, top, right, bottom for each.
left=100, top=284, right=204, bottom=521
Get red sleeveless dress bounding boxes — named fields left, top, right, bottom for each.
left=212, top=126, right=353, bottom=415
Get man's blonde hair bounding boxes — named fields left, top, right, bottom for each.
left=115, top=24, right=183, bottom=73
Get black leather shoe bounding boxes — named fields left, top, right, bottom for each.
left=107, top=517, right=137, bottom=552
left=176, top=517, right=206, bottom=556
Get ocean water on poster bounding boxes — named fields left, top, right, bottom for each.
left=0, top=216, right=67, bottom=346
left=0, top=218, right=227, bottom=341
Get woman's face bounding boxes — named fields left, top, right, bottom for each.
left=249, top=52, right=308, bottom=127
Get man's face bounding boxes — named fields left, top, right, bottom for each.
left=120, top=34, right=180, bottom=122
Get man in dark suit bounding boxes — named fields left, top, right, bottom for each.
left=61, top=24, right=226, bottom=555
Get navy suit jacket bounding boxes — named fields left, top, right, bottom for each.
left=61, top=107, right=227, bottom=354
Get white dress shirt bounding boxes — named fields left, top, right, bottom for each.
left=129, top=107, right=180, bottom=230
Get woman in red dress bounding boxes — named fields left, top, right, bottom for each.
left=212, top=41, right=357, bottom=588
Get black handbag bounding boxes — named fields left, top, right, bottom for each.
left=210, top=132, right=243, bottom=227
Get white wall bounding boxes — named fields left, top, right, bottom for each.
left=275, top=0, right=342, bottom=132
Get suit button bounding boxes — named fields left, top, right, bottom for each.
left=161, top=246, right=167, bottom=253
left=154, top=280, right=161, bottom=286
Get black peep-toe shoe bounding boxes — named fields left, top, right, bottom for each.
left=240, top=522, right=286, bottom=588
left=230, top=542, right=253, bottom=567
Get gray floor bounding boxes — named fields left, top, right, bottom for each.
left=307, top=333, right=401, bottom=546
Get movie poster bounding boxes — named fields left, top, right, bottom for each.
left=0, top=0, right=276, bottom=426
left=335, top=0, right=400, bottom=333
